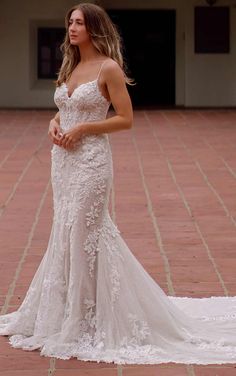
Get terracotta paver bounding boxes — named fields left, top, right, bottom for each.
left=122, top=364, right=189, bottom=375
left=0, top=371, right=48, bottom=376
left=194, top=365, right=236, bottom=375
left=1, top=109, right=236, bottom=375
left=54, top=369, right=118, bottom=376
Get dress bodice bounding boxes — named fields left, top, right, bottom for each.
left=54, top=80, right=110, bottom=132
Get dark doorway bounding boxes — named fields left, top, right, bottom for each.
left=107, top=9, right=176, bottom=108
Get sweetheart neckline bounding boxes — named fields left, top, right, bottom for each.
left=62, top=80, right=110, bottom=104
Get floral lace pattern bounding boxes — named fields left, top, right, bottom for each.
left=120, top=314, right=150, bottom=347
left=1, top=77, right=236, bottom=366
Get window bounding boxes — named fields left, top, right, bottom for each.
left=37, top=28, right=65, bottom=79
left=194, top=6, right=230, bottom=54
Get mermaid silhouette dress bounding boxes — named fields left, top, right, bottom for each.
left=1, top=64, right=236, bottom=364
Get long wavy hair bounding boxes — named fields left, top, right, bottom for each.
left=56, top=3, right=133, bottom=86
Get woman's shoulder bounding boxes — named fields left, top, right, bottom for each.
left=101, top=58, right=124, bottom=80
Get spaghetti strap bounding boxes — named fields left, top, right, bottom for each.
left=97, top=60, right=108, bottom=80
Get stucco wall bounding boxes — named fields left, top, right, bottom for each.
left=0, top=0, right=76, bottom=108
left=184, top=0, right=236, bottom=107
left=0, top=0, right=235, bottom=108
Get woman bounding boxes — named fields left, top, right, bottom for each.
left=1, top=2, right=236, bottom=365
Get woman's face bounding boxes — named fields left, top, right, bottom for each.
left=68, top=9, right=90, bottom=46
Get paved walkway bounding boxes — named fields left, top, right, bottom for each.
left=0, top=109, right=236, bottom=375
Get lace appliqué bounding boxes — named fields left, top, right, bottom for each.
left=84, top=216, right=123, bottom=306
left=83, top=175, right=107, bottom=276
left=201, top=313, right=236, bottom=322
left=78, top=298, right=106, bottom=351
left=120, top=313, right=150, bottom=347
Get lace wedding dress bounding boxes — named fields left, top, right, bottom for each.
left=1, top=68, right=236, bottom=365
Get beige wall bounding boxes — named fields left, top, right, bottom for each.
left=0, top=0, right=235, bottom=108
left=0, top=0, right=76, bottom=109
left=185, top=0, right=236, bottom=107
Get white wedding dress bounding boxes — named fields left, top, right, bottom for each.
left=1, top=68, right=236, bottom=365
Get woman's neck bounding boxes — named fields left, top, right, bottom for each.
left=78, top=43, right=102, bottom=63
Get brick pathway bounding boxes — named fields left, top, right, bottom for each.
left=0, top=109, right=236, bottom=375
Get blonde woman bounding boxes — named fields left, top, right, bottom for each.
left=1, top=2, right=236, bottom=366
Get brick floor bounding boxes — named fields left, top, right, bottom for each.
left=0, top=109, right=236, bottom=375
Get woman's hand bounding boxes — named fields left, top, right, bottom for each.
left=59, top=124, right=85, bottom=150
left=48, top=118, right=63, bottom=145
